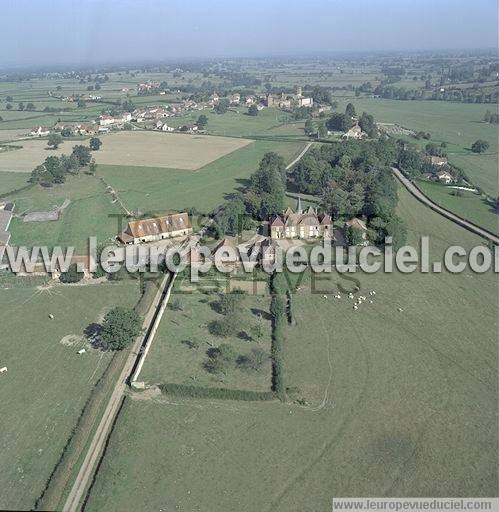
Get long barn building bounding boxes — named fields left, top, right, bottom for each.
left=118, top=212, right=192, bottom=244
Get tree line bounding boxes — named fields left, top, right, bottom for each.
left=29, top=141, right=100, bottom=186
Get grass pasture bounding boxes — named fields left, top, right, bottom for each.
left=167, top=108, right=306, bottom=139
left=84, top=184, right=495, bottom=511
left=140, top=292, right=272, bottom=392
left=0, top=278, right=141, bottom=511
left=97, top=139, right=306, bottom=214
left=0, top=171, right=32, bottom=196
left=7, top=174, right=122, bottom=254
left=416, top=179, right=497, bottom=234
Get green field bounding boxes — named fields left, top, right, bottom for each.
left=168, top=108, right=306, bottom=139
left=0, top=171, right=32, bottom=196
left=7, top=173, right=122, bottom=254
left=4, top=139, right=305, bottom=253
left=140, top=292, right=272, bottom=392
left=84, top=184, right=495, bottom=511
left=338, top=98, right=498, bottom=196
left=0, top=278, right=141, bottom=510
left=97, top=139, right=306, bottom=214
left=416, top=179, right=497, bottom=234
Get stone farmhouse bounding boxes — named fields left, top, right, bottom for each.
left=54, top=122, right=98, bottom=136
left=118, top=212, right=192, bottom=244
left=132, top=107, right=170, bottom=122
left=270, top=199, right=332, bottom=240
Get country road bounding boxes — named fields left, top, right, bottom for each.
left=62, top=272, right=171, bottom=512
left=286, top=142, right=313, bottom=170
left=61, top=143, right=313, bottom=512
left=392, top=167, right=499, bottom=245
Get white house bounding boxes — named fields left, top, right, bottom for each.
left=162, top=123, right=174, bottom=132
left=342, top=125, right=366, bottom=140
left=99, top=112, right=132, bottom=126
left=436, top=170, right=454, bottom=184
left=229, top=93, right=241, bottom=105
left=297, top=97, right=313, bottom=107
left=30, top=126, right=50, bottom=137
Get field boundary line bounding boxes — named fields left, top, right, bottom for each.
left=285, top=142, right=313, bottom=170
left=130, top=272, right=176, bottom=385
left=392, top=167, right=499, bottom=244
left=96, top=175, right=132, bottom=217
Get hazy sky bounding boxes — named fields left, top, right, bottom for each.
left=1, top=0, right=496, bottom=67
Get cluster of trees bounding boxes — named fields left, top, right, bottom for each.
left=248, top=104, right=259, bottom=116
left=397, top=142, right=464, bottom=183
left=483, top=110, right=499, bottom=124
left=323, top=104, right=377, bottom=137
left=310, top=86, right=334, bottom=105
left=14, top=102, right=36, bottom=111
left=290, top=105, right=312, bottom=120
left=197, top=114, right=208, bottom=128
left=358, top=112, right=377, bottom=137
left=29, top=144, right=94, bottom=185
left=210, top=196, right=254, bottom=238
left=208, top=291, right=247, bottom=338
left=326, top=103, right=356, bottom=132
left=370, top=84, right=498, bottom=104
left=414, top=131, right=432, bottom=140
left=425, top=143, right=447, bottom=157
left=471, top=139, right=489, bottom=153
left=304, top=118, right=328, bottom=138
left=206, top=151, right=288, bottom=239
left=203, top=343, right=268, bottom=375
left=245, top=152, right=286, bottom=220
left=291, top=138, right=407, bottom=248
left=198, top=291, right=268, bottom=376
left=214, top=98, right=230, bottom=114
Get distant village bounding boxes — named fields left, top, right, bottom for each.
left=30, top=82, right=316, bottom=139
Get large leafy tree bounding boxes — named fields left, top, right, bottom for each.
left=89, top=137, right=102, bottom=151
left=47, top=133, right=63, bottom=149
left=101, top=307, right=142, bottom=351
left=471, top=139, right=489, bottom=153
left=72, top=145, right=92, bottom=166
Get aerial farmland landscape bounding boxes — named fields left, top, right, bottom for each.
left=0, top=1, right=497, bottom=511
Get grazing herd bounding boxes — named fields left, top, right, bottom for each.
left=321, top=290, right=378, bottom=311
